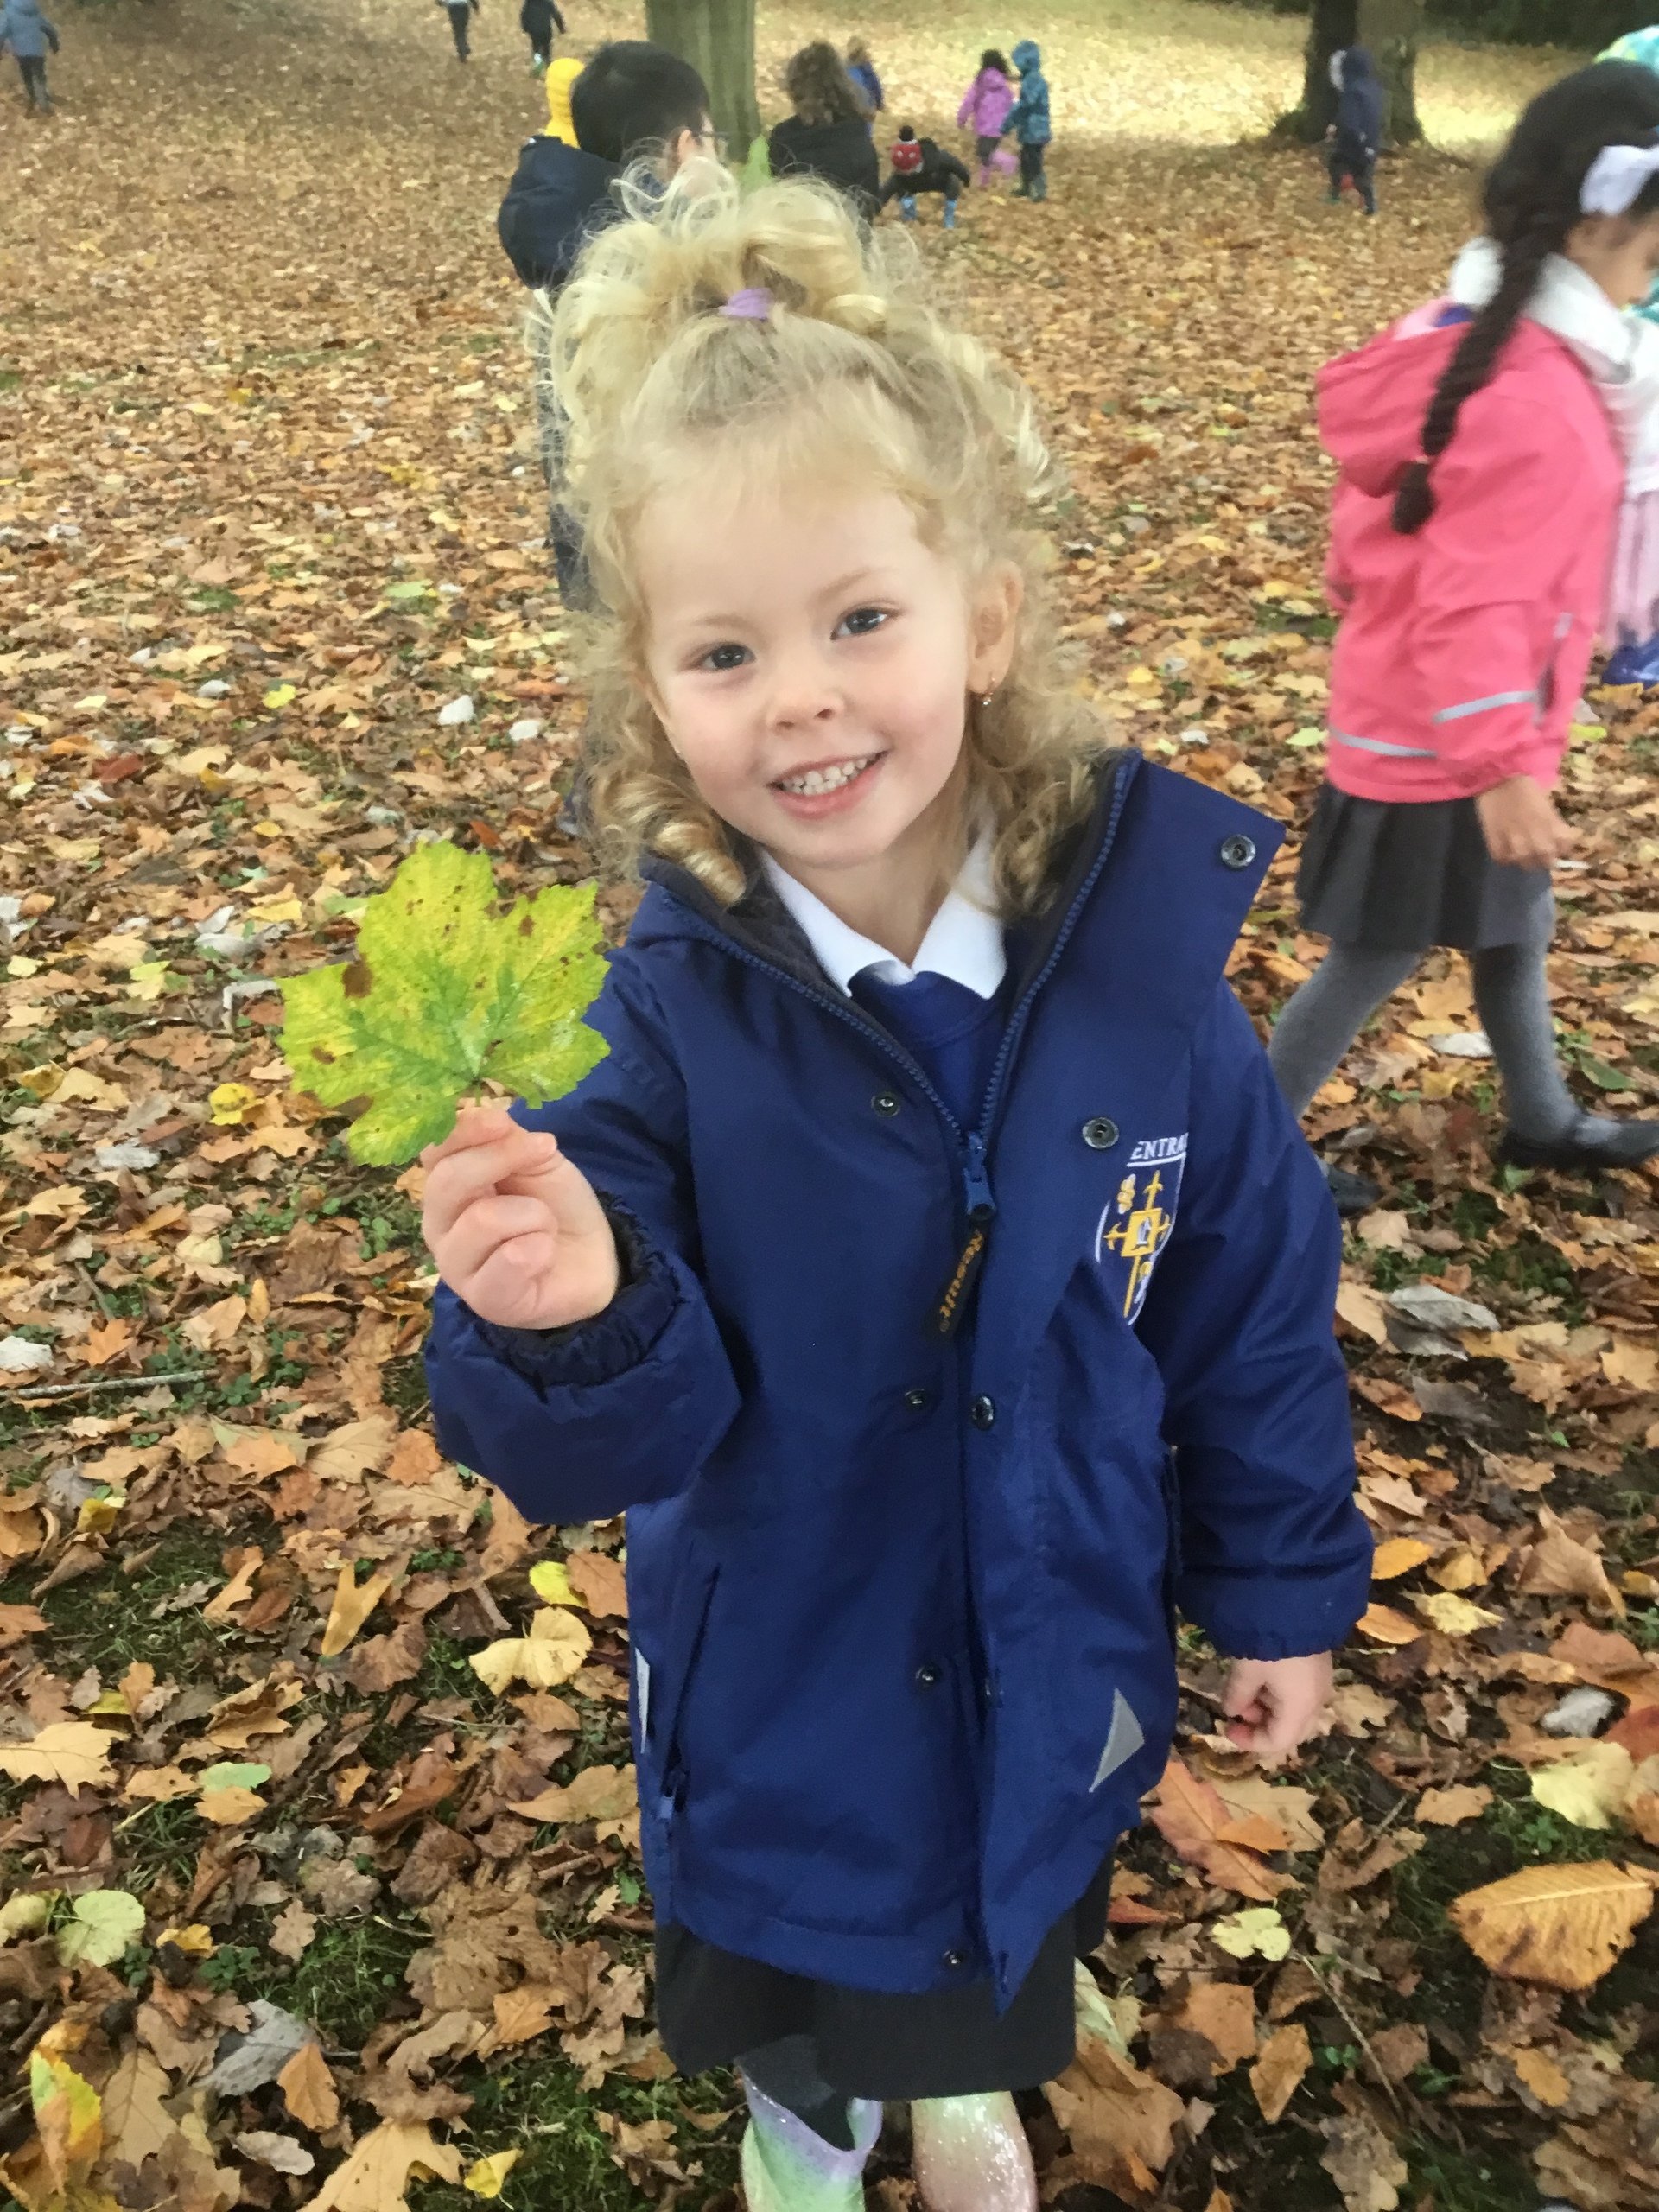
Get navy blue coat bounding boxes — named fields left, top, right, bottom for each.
left=427, top=756, right=1370, bottom=2004
left=497, top=137, right=620, bottom=292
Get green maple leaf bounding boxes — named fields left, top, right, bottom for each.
left=279, top=841, right=609, bottom=1166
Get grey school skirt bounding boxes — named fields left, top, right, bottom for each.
left=1297, top=786, right=1554, bottom=954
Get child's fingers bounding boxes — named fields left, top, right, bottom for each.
left=420, top=1105, right=531, bottom=1171
left=423, top=1130, right=558, bottom=1241
left=462, top=1231, right=560, bottom=1313
left=440, top=1193, right=559, bottom=1286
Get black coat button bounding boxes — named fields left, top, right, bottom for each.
left=969, top=1395, right=995, bottom=1430
left=872, top=1091, right=900, bottom=1116
left=1218, top=833, right=1256, bottom=871
left=943, top=1948, right=969, bottom=1970
left=904, top=1388, right=929, bottom=1411
left=916, top=1663, right=942, bottom=1688
left=1082, top=1116, right=1118, bottom=1151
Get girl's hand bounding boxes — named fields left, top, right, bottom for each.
left=421, top=1107, right=620, bottom=1330
left=1222, top=1653, right=1332, bottom=1762
left=1476, top=775, right=1574, bottom=870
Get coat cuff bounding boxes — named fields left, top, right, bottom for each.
left=471, top=1202, right=679, bottom=1389
left=1179, top=1544, right=1375, bottom=1662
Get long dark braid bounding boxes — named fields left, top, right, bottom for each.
left=1394, top=61, right=1659, bottom=536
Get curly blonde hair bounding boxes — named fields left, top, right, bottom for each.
left=783, top=40, right=864, bottom=127
left=541, top=162, right=1109, bottom=916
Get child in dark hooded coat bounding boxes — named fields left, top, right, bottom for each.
left=1327, top=47, right=1383, bottom=217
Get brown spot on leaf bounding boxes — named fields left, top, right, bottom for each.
left=343, top=959, right=373, bottom=999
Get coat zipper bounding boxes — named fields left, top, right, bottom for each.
left=677, top=756, right=1141, bottom=1334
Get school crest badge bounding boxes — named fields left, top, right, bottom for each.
left=1094, top=1135, right=1187, bottom=1322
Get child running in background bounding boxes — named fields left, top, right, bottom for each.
left=497, top=41, right=712, bottom=607
left=880, top=124, right=970, bottom=229
left=0, top=0, right=58, bottom=113
left=1600, top=25, right=1659, bottom=684
left=423, top=162, right=1368, bottom=2212
left=957, top=48, right=1014, bottom=191
left=437, top=0, right=477, bottom=64
left=1007, top=38, right=1051, bottom=201
left=845, top=35, right=882, bottom=121
left=518, top=0, right=563, bottom=73
left=1325, top=46, right=1382, bottom=217
left=1271, top=63, right=1659, bottom=1207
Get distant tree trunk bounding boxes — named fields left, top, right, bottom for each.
left=645, top=0, right=761, bottom=164
left=1278, top=0, right=1355, bottom=143
left=1358, top=0, right=1424, bottom=146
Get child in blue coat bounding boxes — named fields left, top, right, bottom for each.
left=422, top=166, right=1369, bottom=2212
left=1007, top=38, right=1051, bottom=201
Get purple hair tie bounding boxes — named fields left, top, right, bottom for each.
left=721, top=286, right=773, bottom=321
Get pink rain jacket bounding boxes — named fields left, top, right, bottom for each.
left=1319, top=317, right=1622, bottom=801
left=957, top=66, right=1013, bottom=138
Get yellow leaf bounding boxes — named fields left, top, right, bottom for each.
left=302, top=2120, right=461, bottom=2212
left=1411, top=1591, right=1502, bottom=1637
left=1371, top=1538, right=1434, bottom=1582
left=1530, top=1743, right=1637, bottom=1831
left=209, top=1081, right=260, bottom=1127
left=0, top=1722, right=115, bottom=1796
left=463, top=2151, right=523, bottom=2198
left=1357, top=1603, right=1422, bottom=1645
left=196, top=1786, right=268, bottom=1827
left=246, top=896, right=304, bottom=926
left=154, top=1923, right=216, bottom=1955
left=30, top=2050, right=102, bottom=2191
left=470, top=1607, right=591, bottom=1695
left=1451, top=1860, right=1655, bottom=1991
left=263, top=684, right=296, bottom=710
left=320, top=1567, right=395, bottom=1659
left=528, top=1559, right=576, bottom=1606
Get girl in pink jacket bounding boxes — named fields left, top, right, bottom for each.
left=958, top=49, right=1014, bottom=190
left=1271, top=63, right=1659, bottom=1203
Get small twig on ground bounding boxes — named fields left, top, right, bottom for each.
left=1294, top=1945, right=1405, bottom=2117
left=7, top=1371, right=201, bottom=1403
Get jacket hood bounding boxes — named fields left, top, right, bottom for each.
left=1340, top=46, right=1376, bottom=86
left=1012, top=39, right=1041, bottom=71
left=496, top=138, right=620, bottom=289
left=1317, top=323, right=1463, bottom=499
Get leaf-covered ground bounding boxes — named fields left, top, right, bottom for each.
left=4, top=3, right=1659, bottom=2209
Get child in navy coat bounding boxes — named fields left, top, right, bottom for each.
left=423, top=164, right=1368, bottom=2212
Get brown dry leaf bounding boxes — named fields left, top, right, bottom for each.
left=1147, top=1757, right=1287, bottom=1901
left=1357, top=1603, right=1422, bottom=1647
left=1167, top=1980, right=1255, bottom=2072
left=1513, top=2046, right=1573, bottom=2108
left=1351, top=1375, right=1422, bottom=1422
left=198, top=1785, right=267, bottom=1825
left=1044, top=2040, right=1184, bottom=2202
left=1335, top=1280, right=1389, bottom=1344
left=0, top=1722, right=116, bottom=1795
left=80, top=1315, right=137, bottom=1369
left=382, top=1430, right=444, bottom=1487
left=1320, top=2112, right=1408, bottom=2212
left=278, top=2042, right=340, bottom=2133
left=319, top=1567, right=394, bottom=1658
left=309, top=1414, right=397, bottom=1484
left=1250, top=2022, right=1311, bottom=2124
left=1209, top=1775, right=1323, bottom=1853
left=509, top=1762, right=638, bottom=1836
left=564, top=1548, right=628, bottom=1619
left=1367, top=2022, right=1428, bottom=2085
left=1518, top=1509, right=1627, bottom=1621
left=99, top=2044, right=181, bottom=2170
left=270, top=1900, right=318, bottom=1962
left=492, top=1986, right=557, bottom=2047
left=201, top=1548, right=264, bottom=1624
left=1450, top=1862, right=1656, bottom=1991
left=1417, top=1783, right=1493, bottom=1827
left=343, top=1620, right=428, bottom=1695
left=0, top=1604, right=48, bottom=1644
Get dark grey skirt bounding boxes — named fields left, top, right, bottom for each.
left=1297, top=785, right=1554, bottom=953
left=654, top=1853, right=1115, bottom=2101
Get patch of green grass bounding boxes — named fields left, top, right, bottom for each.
left=247, top=1915, right=428, bottom=2047
left=118, top=1798, right=213, bottom=1897
left=383, top=1354, right=432, bottom=1421
left=1405, top=2138, right=1539, bottom=2212
left=1467, top=1230, right=1584, bottom=1316
left=9, top=1522, right=236, bottom=1680
left=413, top=2056, right=741, bottom=2212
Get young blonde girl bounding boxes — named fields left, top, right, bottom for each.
left=421, top=168, right=1369, bottom=2212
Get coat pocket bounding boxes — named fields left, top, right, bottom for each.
left=636, top=1557, right=721, bottom=1804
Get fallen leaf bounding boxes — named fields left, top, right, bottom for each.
left=55, top=1889, right=144, bottom=1968
left=1210, top=1907, right=1292, bottom=1961
left=1450, top=1861, right=1655, bottom=1990
left=1249, top=2021, right=1311, bottom=2124
left=471, top=1606, right=592, bottom=1696
left=1320, top=2111, right=1408, bottom=2212
left=1416, top=1784, right=1493, bottom=1827
left=462, top=2151, right=523, bottom=2198
left=278, top=2041, right=339, bottom=2133
left=300, top=2120, right=462, bottom=2212
left=0, top=1722, right=116, bottom=1796
left=1531, top=1743, right=1637, bottom=1831
left=319, top=1566, right=394, bottom=1658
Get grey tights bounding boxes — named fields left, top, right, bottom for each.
left=1268, top=939, right=1580, bottom=1140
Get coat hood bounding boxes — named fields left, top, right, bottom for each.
left=496, top=137, right=620, bottom=290
left=1316, top=321, right=1458, bottom=499
left=1012, top=39, right=1041, bottom=72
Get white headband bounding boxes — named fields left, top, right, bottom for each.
left=1582, top=140, right=1659, bottom=218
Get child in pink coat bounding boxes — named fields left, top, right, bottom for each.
left=1269, top=62, right=1659, bottom=1202
left=957, top=48, right=1014, bottom=189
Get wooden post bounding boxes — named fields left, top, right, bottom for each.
left=644, top=0, right=762, bottom=163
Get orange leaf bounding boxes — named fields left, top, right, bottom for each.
left=1148, top=1758, right=1287, bottom=1902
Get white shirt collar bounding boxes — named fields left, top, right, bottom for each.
left=761, top=837, right=1007, bottom=1001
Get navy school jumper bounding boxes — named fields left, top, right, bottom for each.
left=426, top=753, right=1371, bottom=2006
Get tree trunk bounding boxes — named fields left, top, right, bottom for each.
left=1278, top=0, right=1355, bottom=143
left=644, top=0, right=761, bottom=165
left=1357, top=0, right=1424, bottom=147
